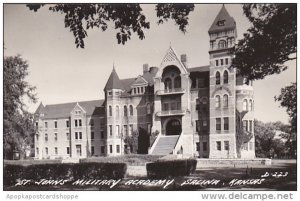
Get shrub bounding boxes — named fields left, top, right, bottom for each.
left=146, top=159, right=197, bottom=178
left=4, top=162, right=127, bottom=187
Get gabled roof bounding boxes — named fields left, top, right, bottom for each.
left=35, top=100, right=105, bottom=119
left=131, top=75, right=148, bottom=86
left=104, top=67, right=124, bottom=90
left=208, top=5, right=236, bottom=34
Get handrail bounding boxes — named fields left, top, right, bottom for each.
left=173, top=133, right=183, bottom=155
left=156, top=88, right=185, bottom=95
left=148, top=132, right=162, bottom=154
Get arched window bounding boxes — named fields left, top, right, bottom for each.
left=223, top=94, right=229, bottom=108
left=216, top=71, right=220, bottom=85
left=215, top=95, right=221, bottom=108
left=124, top=105, right=128, bottom=116
left=116, top=105, right=119, bottom=117
left=223, top=70, right=228, bottom=84
left=146, top=103, right=151, bottom=114
left=164, top=77, right=172, bottom=90
left=108, top=105, right=112, bottom=116
left=174, top=76, right=181, bottom=89
left=202, top=97, right=208, bottom=105
left=249, top=100, right=253, bottom=111
left=243, top=99, right=248, bottom=111
left=129, top=105, right=133, bottom=116
left=218, top=40, right=227, bottom=49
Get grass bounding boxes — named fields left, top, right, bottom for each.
left=4, top=154, right=163, bottom=166
left=80, top=154, right=163, bottom=166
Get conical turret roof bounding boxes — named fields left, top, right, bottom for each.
left=104, top=67, right=124, bottom=90
left=208, top=5, right=236, bottom=34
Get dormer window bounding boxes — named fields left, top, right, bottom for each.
left=108, top=91, right=112, bottom=96
left=217, top=20, right=225, bottom=26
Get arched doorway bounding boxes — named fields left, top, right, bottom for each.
left=166, top=119, right=182, bottom=135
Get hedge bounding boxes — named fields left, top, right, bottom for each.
left=146, top=159, right=197, bottom=178
left=4, top=162, right=127, bottom=187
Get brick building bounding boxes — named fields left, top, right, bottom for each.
left=34, top=5, right=255, bottom=159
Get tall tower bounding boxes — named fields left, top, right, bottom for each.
left=208, top=5, right=237, bottom=158
left=104, top=66, right=123, bottom=156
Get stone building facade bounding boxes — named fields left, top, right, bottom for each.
left=34, top=5, right=255, bottom=159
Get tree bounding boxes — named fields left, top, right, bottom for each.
left=254, top=120, right=276, bottom=158
left=274, top=82, right=297, bottom=134
left=236, top=110, right=253, bottom=158
left=232, top=4, right=296, bottom=82
left=27, top=3, right=194, bottom=48
left=4, top=55, right=37, bottom=159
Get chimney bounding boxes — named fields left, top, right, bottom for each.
left=181, top=54, right=188, bottom=68
left=143, top=64, right=149, bottom=74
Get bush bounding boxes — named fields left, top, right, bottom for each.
left=4, top=162, right=127, bottom=187
left=146, top=159, right=197, bottom=178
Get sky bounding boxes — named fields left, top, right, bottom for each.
left=3, top=3, right=296, bottom=124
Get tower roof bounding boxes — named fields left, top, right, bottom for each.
left=104, top=67, right=124, bottom=91
left=208, top=5, right=236, bottom=34
left=35, top=102, right=45, bottom=114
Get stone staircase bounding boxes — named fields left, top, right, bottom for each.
left=151, top=135, right=180, bottom=155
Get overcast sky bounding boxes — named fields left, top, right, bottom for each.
left=4, top=4, right=296, bottom=124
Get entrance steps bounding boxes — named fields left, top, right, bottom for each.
left=151, top=135, right=180, bottom=155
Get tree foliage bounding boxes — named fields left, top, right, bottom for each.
left=274, top=82, right=297, bottom=133
left=27, top=3, right=194, bottom=48
left=232, top=4, right=296, bottom=82
left=4, top=55, right=37, bottom=159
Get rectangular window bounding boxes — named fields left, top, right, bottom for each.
left=133, top=88, right=136, bottom=94
left=123, top=125, right=128, bottom=136
left=109, top=125, right=112, bottom=136
left=66, top=133, right=70, bottom=140
left=91, top=146, right=94, bottom=156
left=66, top=120, right=69, bottom=128
left=147, top=123, right=151, bottom=134
left=129, top=124, right=133, bottom=135
left=90, top=119, right=94, bottom=127
left=116, top=125, right=120, bottom=136
left=116, top=145, right=120, bottom=153
left=101, top=146, right=105, bottom=154
left=54, top=133, right=58, bottom=141
left=45, top=147, right=48, bottom=155
left=224, top=117, right=229, bottom=130
left=215, top=60, right=219, bottom=66
left=67, top=147, right=70, bottom=154
left=224, top=141, right=229, bottom=151
left=54, top=121, right=57, bottom=128
left=75, top=119, right=78, bottom=127
left=196, top=142, right=200, bottom=151
left=196, top=120, right=200, bottom=132
left=79, top=119, right=82, bottom=127
left=35, top=122, right=38, bottom=128
left=216, top=118, right=221, bottom=131
left=36, top=148, right=39, bottom=155
left=221, top=59, right=224, bottom=65
left=243, top=120, right=248, bottom=131
left=45, top=134, right=48, bottom=141
left=55, top=147, right=58, bottom=155
left=249, top=120, right=253, bottom=132
left=91, top=132, right=94, bottom=140
left=110, top=145, right=113, bottom=153
left=216, top=141, right=221, bottom=151
left=203, top=142, right=207, bottom=151
left=101, top=131, right=105, bottom=139
left=45, top=122, right=48, bottom=128
left=225, top=58, right=229, bottom=65
left=79, top=132, right=82, bottom=139
left=75, top=132, right=78, bottom=140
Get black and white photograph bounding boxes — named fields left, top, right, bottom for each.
left=2, top=1, right=297, bottom=198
